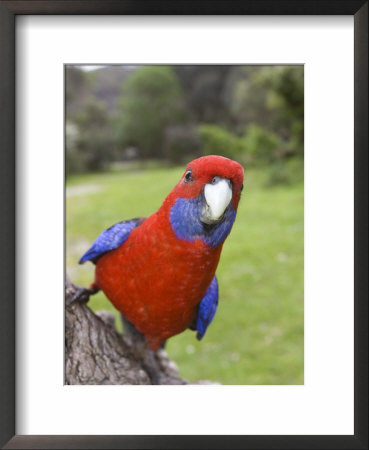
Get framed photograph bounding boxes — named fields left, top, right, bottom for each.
left=1, top=1, right=367, bottom=449
left=65, top=61, right=305, bottom=389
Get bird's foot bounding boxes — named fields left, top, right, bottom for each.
left=141, top=349, right=186, bottom=385
left=141, top=358, right=162, bottom=385
left=155, top=348, right=182, bottom=379
left=119, top=314, right=187, bottom=384
left=128, top=340, right=162, bottom=385
left=67, top=284, right=100, bottom=305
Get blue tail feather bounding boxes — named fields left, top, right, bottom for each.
left=196, top=275, right=219, bottom=340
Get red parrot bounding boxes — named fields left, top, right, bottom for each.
left=77, top=155, right=244, bottom=374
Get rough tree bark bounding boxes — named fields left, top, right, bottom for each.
left=65, top=276, right=215, bottom=385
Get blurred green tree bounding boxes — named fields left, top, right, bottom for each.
left=242, top=124, right=282, bottom=164
left=258, top=66, right=304, bottom=158
left=66, top=66, right=90, bottom=117
left=231, top=66, right=304, bottom=160
left=116, top=66, right=186, bottom=159
left=66, top=98, right=117, bottom=174
left=173, top=66, right=233, bottom=124
left=65, top=65, right=304, bottom=184
left=198, top=124, right=244, bottom=160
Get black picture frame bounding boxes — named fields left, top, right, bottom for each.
left=0, top=1, right=367, bottom=449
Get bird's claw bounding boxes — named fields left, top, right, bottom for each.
left=67, top=285, right=99, bottom=305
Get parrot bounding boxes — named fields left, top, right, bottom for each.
left=74, top=155, right=244, bottom=382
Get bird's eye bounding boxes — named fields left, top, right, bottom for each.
left=184, top=170, right=193, bottom=183
left=211, top=176, right=219, bottom=185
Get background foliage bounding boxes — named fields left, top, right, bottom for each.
left=66, top=65, right=304, bottom=384
left=66, top=65, right=303, bottom=184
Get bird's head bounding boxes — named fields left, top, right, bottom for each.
left=163, top=155, right=244, bottom=247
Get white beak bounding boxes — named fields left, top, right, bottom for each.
left=203, top=178, right=232, bottom=222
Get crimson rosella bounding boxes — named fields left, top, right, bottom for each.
left=77, top=155, right=244, bottom=379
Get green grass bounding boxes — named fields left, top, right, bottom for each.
left=66, top=166, right=304, bottom=385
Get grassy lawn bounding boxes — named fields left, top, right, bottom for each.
left=66, top=165, right=304, bottom=385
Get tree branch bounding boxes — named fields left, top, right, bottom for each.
left=65, top=276, right=190, bottom=385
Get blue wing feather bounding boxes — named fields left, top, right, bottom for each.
left=79, top=218, right=144, bottom=264
left=196, top=275, right=219, bottom=340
